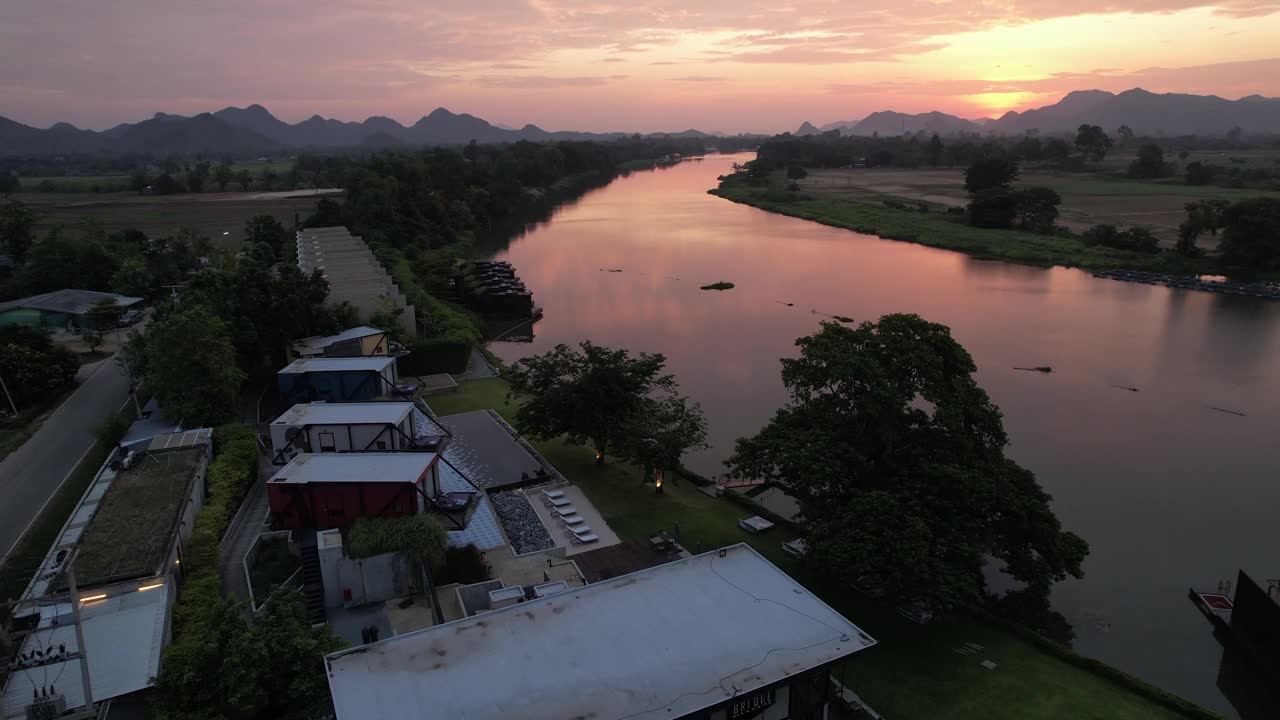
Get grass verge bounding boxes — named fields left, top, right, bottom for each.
left=710, top=185, right=1215, bottom=275
left=250, top=537, right=301, bottom=603
left=430, top=377, right=1215, bottom=720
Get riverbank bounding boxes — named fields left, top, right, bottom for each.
left=709, top=184, right=1217, bottom=274
left=430, top=377, right=1215, bottom=720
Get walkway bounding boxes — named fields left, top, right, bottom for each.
left=450, top=348, right=498, bottom=382
left=0, top=355, right=131, bottom=561
left=217, top=453, right=273, bottom=603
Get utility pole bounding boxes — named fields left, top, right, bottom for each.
left=65, top=560, right=95, bottom=717
left=0, top=371, right=16, bottom=416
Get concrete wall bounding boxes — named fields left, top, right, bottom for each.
left=317, top=530, right=412, bottom=608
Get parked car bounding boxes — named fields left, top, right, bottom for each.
left=116, top=309, right=143, bottom=327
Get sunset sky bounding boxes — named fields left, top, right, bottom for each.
left=3, top=0, right=1279, bottom=133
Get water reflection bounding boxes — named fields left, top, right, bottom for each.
left=486, top=154, right=1280, bottom=717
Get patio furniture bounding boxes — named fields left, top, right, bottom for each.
left=555, top=506, right=578, bottom=517
left=738, top=516, right=775, bottom=534
left=434, top=492, right=474, bottom=512
left=548, top=496, right=572, bottom=507
left=559, top=515, right=585, bottom=526
left=542, top=489, right=566, bottom=500
left=649, top=532, right=675, bottom=552
left=570, top=533, right=600, bottom=545
left=571, top=524, right=594, bottom=537
left=782, top=538, right=809, bottom=558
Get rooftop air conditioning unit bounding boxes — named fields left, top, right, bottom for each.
left=488, top=586, right=525, bottom=610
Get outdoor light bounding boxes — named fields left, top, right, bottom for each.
left=137, top=582, right=164, bottom=592
left=80, top=593, right=107, bottom=603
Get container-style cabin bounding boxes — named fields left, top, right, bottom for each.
left=277, top=356, right=399, bottom=404
left=269, top=401, right=419, bottom=464
left=267, top=453, right=441, bottom=531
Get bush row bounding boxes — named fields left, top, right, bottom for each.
left=398, top=338, right=472, bottom=375
left=173, top=423, right=258, bottom=632
left=969, top=608, right=1222, bottom=720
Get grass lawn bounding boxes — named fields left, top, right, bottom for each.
left=24, top=191, right=323, bottom=239
left=711, top=185, right=1213, bottom=275
left=429, top=378, right=1206, bottom=720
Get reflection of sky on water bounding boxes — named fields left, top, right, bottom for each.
left=487, top=154, right=1280, bottom=717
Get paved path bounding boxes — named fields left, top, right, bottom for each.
left=218, top=453, right=273, bottom=604
left=0, top=356, right=132, bottom=562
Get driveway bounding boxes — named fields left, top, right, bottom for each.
left=0, top=355, right=132, bottom=561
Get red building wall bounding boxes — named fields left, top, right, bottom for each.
left=269, top=481, right=420, bottom=530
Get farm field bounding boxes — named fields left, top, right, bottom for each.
left=797, top=163, right=1280, bottom=247
left=20, top=189, right=340, bottom=240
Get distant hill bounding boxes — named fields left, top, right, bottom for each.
left=805, top=88, right=1280, bottom=139
left=851, top=111, right=978, bottom=136
left=988, top=88, right=1280, bottom=134
left=0, top=105, right=720, bottom=157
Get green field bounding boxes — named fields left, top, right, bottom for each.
left=20, top=191, right=327, bottom=240
left=711, top=184, right=1213, bottom=273
left=428, top=378, right=1209, bottom=720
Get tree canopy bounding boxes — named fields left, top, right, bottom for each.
left=1074, top=124, right=1113, bottom=162
left=618, top=392, right=709, bottom=485
left=134, top=304, right=245, bottom=426
left=1127, top=143, right=1166, bottom=178
left=1219, top=197, right=1280, bottom=270
left=962, top=157, right=1019, bottom=194
left=724, top=316, right=1088, bottom=617
left=0, top=325, right=78, bottom=409
left=507, top=341, right=675, bottom=464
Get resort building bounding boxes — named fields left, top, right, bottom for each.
left=0, top=289, right=142, bottom=332
left=296, top=227, right=416, bottom=338
left=323, top=544, right=877, bottom=720
left=1, top=430, right=212, bottom=720
left=268, top=401, right=421, bottom=463
left=290, top=325, right=391, bottom=360
left=276, top=356, right=400, bottom=404
left=266, top=453, right=444, bottom=531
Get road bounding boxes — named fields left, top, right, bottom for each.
left=0, top=356, right=131, bottom=562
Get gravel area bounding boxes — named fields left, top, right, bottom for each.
left=490, top=490, right=554, bottom=554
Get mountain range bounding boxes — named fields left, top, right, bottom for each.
left=800, top=88, right=1280, bottom=137
left=0, top=105, right=715, bottom=157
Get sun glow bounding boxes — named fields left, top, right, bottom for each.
left=965, top=91, right=1041, bottom=115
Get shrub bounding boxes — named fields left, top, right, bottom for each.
left=968, top=188, right=1019, bottom=229
left=399, top=338, right=472, bottom=375
left=348, top=514, right=447, bottom=568
left=1081, top=224, right=1160, bottom=254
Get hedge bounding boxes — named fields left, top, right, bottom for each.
left=968, top=607, right=1222, bottom=720
left=347, top=514, right=447, bottom=568
left=173, top=423, right=258, bottom=635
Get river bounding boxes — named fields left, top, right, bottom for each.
left=482, top=153, right=1280, bottom=717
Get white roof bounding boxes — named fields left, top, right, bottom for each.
left=293, top=326, right=386, bottom=350
left=1, top=583, right=170, bottom=717
left=272, top=402, right=413, bottom=427
left=269, top=453, right=437, bottom=485
left=324, top=544, right=876, bottom=720
left=278, top=356, right=396, bottom=374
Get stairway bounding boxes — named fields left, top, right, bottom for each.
left=299, top=544, right=326, bottom=625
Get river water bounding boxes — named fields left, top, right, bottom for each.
left=484, top=153, right=1280, bottom=716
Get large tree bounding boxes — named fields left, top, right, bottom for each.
left=1074, top=124, right=1113, bottom=162
left=618, top=392, right=708, bottom=486
left=244, top=214, right=289, bottom=259
left=0, top=326, right=79, bottom=409
left=152, top=588, right=342, bottom=720
left=962, top=157, right=1019, bottom=194
left=507, top=342, right=674, bottom=464
left=140, top=304, right=245, bottom=425
left=1219, top=197, right=1280, bottom=270
left=724, top=316, right=1088, bottom=615
left=0, top=199, right=36, bottom=264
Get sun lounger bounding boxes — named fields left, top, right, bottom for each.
left=542, top=489, right=566, bottom=499
left=555, top=506, right=578, bottom=517
left=548, top=496, right=572, bottom=507
left=570, top=533, right=599, bottom=545
left=559, top=515, right=585, bottom=525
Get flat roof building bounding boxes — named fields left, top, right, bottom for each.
left=267, top=452, right=442, bottom=530
left=291, top=325, right=390, bottom=360
left=324, top=544, right=877, bottom=720
left=276, top=356, right=400, bottom=404
left=0, top=289, right=142, bottom=331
